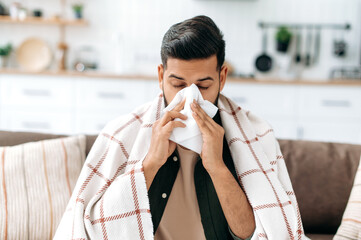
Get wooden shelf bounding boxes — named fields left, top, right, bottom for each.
left=1, top=68, right=361, bottom=86
left=0, top=15, right=87, bottom=26
left=227, top=76, right=361, bottom=86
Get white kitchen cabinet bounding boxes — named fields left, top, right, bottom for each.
left=0, top=75, right=74, bottom=134
left=222, top=83, right=299, bottom=140
left=297, top=85, right=361, bottom=144
left=73, top=78, right=152, bottom=133
left=297, top=121, right=361, bottom=145
left=222, top=82, right=361, bottom=144
left=0, top=75, right=74, bottom=111
left=0, top=74, right=360, bottom=145
left=75, top=78, right=149, bottom=112
left=221, top=83, right=298, bottom=119
left=298, top=86, right=361, bottom=120
left=1, top=108, right=73, bottom=134
left=261, top=117, right=299, bottom=140
left=73, top=80, right=160, bottom=134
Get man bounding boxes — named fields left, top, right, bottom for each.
left=143, top=16, right=255, bottom=240
left=54, top=15, right=308, bottom=240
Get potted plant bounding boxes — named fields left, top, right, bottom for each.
left=72, top=4, right=83, bottom=19
left=0, top=43, right=12, bottom=68
left=276, top=26, right=292, bottom=53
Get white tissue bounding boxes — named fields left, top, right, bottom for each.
left=162, top=84, right=218, bottom=154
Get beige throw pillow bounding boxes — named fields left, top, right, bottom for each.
left=0, top=135, right=86, bottom=240
left=334, top=154, right=361, bottom=240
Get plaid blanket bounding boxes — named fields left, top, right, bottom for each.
left=54, top=92, right=309, bottom=240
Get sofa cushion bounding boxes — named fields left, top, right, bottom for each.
left=0, top=135, right=86, bottom=239
left=279, top=139, right=361, bottom=234
left=0, top=130, right=97, bottom=156
left=334, top=154, right=361, bottom=239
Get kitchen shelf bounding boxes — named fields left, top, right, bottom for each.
left=0, top=15, right=87, bottom=26
left=1, top=68, right=360, bottom=86
left=259, top=21, right=351, bottom=30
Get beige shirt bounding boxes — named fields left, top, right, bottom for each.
left=154, top=145, right=207, bottom=240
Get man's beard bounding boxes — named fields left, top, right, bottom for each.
left=162, top=83, right=220, bottom=108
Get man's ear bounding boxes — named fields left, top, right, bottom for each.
left=219, top=65, right=228, bottom=92
left=157, top=64, right=164, bottom=90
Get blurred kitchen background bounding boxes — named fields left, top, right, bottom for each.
left=0, top=0, right=360, bottom=144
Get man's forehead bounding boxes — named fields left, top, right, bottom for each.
left=166, top=56, right=217, bottom=69
left=164, top=56, right=218, bottom=80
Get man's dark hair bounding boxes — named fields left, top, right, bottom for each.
left=161, top=15, right=225, bottom=71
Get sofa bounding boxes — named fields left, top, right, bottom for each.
left=1, top=130, right=360, bottom=240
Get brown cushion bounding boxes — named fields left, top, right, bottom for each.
left=0, top=130, right=97, bottom=156
left=279, top=139, right=361, bottom=234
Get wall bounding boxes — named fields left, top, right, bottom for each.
left=1, top=0, right=360, bottom=79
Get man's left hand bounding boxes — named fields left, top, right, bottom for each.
left=191, top=99, right=225, bottom=174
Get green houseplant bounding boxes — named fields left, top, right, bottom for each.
left=72, top=4, right=83, bottom=19
left=0, top=43, right=12, bottom=68
left=276, top=26, right=292, bottom=53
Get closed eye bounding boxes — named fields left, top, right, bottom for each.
left=173, top=85, right=209, bottom=90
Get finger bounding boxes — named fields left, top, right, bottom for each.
left=191, top=99, right=207, bottom=120
left=172, top=97, right=186, bottom=112
left=192, top=110, right=212, bottom=135
left=163, top=120, right=186, bottom=135
left=160, top=111, right=188, bottom=126
left=191, top=100, right=214, bottom=129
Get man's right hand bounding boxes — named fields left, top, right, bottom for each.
left=143, top=97, right=187, bottom=190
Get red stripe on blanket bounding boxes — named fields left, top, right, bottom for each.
left=229, top=136, right=259, bottom=146
left=132, top=113, right=144, bottom=124
left=219, top=106, right=242, bottom=115
left=225, top=97, right=295, bottom=239
left=76, top=197, right=85, bottom=204
left=113, top=105, right=152, bottom=136
left=102, top=133, right=129, bottom=159
left=94, top=160, right=139, bottom=196
left=257, top=129, right=274, bottom=138
left=228, top=129, right=274, bottom=146
left=88, top=209, right=150, bottom=225
left=130, top=167, right=146, bottom=240
left=72, top=143, right=111, bottom=239
left=258, top=233, right=268, bottom=239
left=296, top=200, right=304, bottom=239
left=156, top=93, right=163, bottom=120
left=87, top=163, right=111, bottom=184
left=76, top=144, right=110, bottom=198
left=100, top=197, right=109, bottom=240
left=253, top=201, right=292, bottom=211
left=270, top=155, right=284, bottom=165
left=238, top=168, right=275, bottom=180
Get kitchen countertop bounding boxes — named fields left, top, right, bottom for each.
left=1, top=68, right=361, bottom=86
